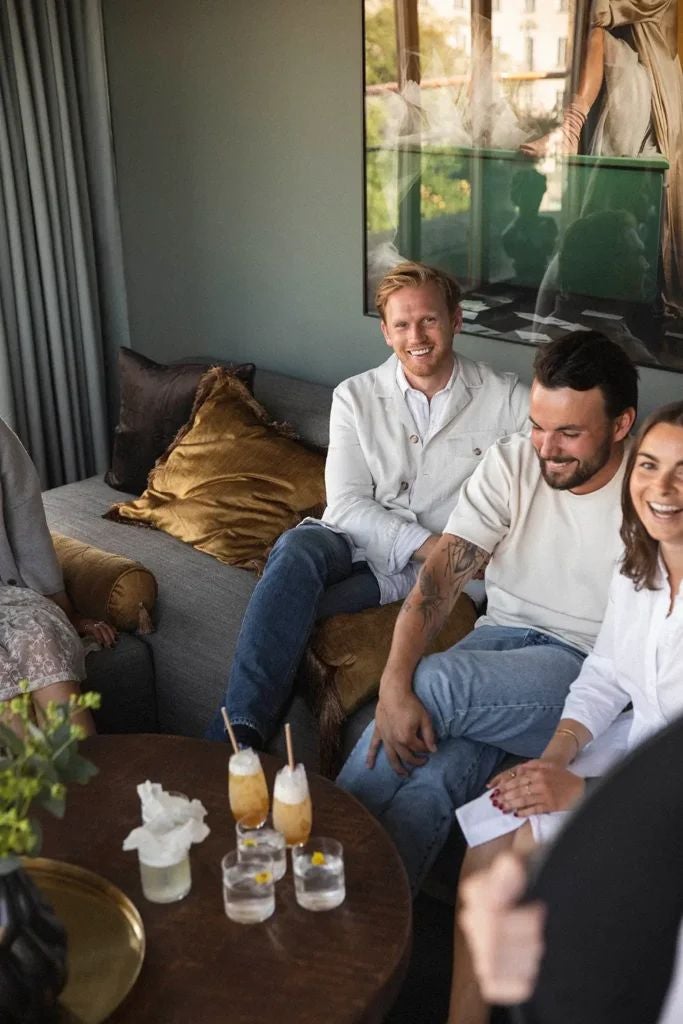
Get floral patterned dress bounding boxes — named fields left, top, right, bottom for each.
left=0, top=586, right=85, bottom=699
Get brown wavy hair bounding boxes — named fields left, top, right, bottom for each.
left=375, top=261, right=462, bottom=321
left=621, top=400, right=683, bottom=590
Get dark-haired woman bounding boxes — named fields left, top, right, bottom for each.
left=449, top=399, right=683, bottom=1024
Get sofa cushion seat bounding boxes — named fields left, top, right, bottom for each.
left=85, top=635, right=158, bottom=735
left=43, top=475, right=258, bottom=737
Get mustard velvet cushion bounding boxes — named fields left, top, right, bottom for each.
left=311, top=593, right=478, bottom=716
left=105, top=348, right=255, bottom=495
left=51, top=533, right=157, bottom=632
left=307, top=594, right=478, bottom=775
left=107, top=368, right=326, bottom=571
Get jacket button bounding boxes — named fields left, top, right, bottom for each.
left=399, top=481, right=409, bottom=492
left=473, top=447, right=482, bottom=456
left=409, top=434, right=419, bottom=444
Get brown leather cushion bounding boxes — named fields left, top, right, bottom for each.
left=106, top=368, right=326, bottom=572
left=51, top=533, right=157, bottom=632
left=307, top=594, right=478, bottom=775
left=105, top=347, right=255, bottom=495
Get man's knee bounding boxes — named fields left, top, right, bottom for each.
left=269, top=524, right=341, bottom=568
left=412, top=646, right=467, bottom=711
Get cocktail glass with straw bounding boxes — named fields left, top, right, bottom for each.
left=222, top=708, right=269, bottom=826
left=272, top=723, right=312, bottom=847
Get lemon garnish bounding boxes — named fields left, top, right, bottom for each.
left=243, top=838, right=257, bottom=847
left=311, top=851, right=326, bottom=866
left=254, top=871, right=272, bottom=885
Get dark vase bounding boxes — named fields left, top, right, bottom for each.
left=0, top=863, right=67, bottom=1023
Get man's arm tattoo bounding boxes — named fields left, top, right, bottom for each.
left=400, top=537, right=490, bottom=642
left=406, top=566, right=444, bottom=639
left=444, top=538, right=490, bottom=586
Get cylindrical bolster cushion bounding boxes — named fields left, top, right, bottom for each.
left=51, top=532, right=157, bottom=632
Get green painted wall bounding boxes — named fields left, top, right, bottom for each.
left=102, top=0, right=681, bottom=415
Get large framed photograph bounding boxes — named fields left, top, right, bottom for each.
left=364, top=0, right=683, bottom=372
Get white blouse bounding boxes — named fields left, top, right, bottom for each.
left=456, top=556, right=683, bottom=851
left=562, top=558, right=683, bottom=751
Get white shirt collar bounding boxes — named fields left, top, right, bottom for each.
left=395, top=356, right=458, bottom=398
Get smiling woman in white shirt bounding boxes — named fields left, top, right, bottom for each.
left=449, top=398, right=683, bottom=1024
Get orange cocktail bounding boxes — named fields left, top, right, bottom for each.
left=272, top=763, right=312, bottom=846
left=228, top=748, right=269, bottom=825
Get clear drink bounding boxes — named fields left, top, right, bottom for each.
left=236, top=815, right=287, bottom=882
left=272, top=764, right=312, bottom=847
left=228, top=748, right=269, bottom=825
left=221, top=850, right=275, bottom=923
left=139, top=852, right=192, bottom=903
left=292, top=838, right=345, bottom=911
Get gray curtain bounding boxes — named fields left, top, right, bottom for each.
left=0, top=0, right=129, bottom=487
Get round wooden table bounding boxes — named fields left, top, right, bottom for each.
left=40, top=734, right=412, bottom=1024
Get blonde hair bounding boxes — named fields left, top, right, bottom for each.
left=375, top=261, right=462, bottom=321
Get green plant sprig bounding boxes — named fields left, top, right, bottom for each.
left=0, top=687, right=100, bottom=870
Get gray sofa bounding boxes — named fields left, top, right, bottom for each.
left=42, top=367, right=374, bottom=773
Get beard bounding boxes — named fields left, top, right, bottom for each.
left=537, top=434, right=613, bottom=490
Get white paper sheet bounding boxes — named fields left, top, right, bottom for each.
left=456, top=712, right=634, bottom=848
left=582, top=308, right=624, bottom=321
left=516, top=330, right=553, bottom=343
left=516, top=312, right=590, bottom=332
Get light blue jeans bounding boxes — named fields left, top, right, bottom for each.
left=205, top=523, right=380, bottom=743
left=337, top=625, right=585, bottom=893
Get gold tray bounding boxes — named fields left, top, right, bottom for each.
left=24, top=858, right=145, bottom=1024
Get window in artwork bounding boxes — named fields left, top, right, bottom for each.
left=363, top=0, right=683, bottom=372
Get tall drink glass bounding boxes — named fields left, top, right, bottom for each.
left=228, top=748, right=269, bottom=825
left=272, top=764, right=312, bottom=847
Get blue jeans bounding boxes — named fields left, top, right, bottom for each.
left=205, top=523, right=380, bottom=743
left=337, top=625, right=585, bottom=892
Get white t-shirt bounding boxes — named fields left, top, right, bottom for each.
left=444, top=433, right=627, bottom=654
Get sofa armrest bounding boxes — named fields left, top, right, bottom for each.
left=51, top=532, right=157, bottom=633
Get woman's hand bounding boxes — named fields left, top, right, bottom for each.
left=488, top=760, right=586, bottom=817
left=49, top=592, right=118, bottom=648
left=72, top=614, right=118, bottom=648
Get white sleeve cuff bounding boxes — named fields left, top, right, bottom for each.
left=387, top=522, right=433, bottom=575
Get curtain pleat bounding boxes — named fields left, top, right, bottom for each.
left=0, top=0, right=129, bottom=487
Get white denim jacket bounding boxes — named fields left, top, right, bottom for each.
left=318, top=353, right=528, bottom=602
